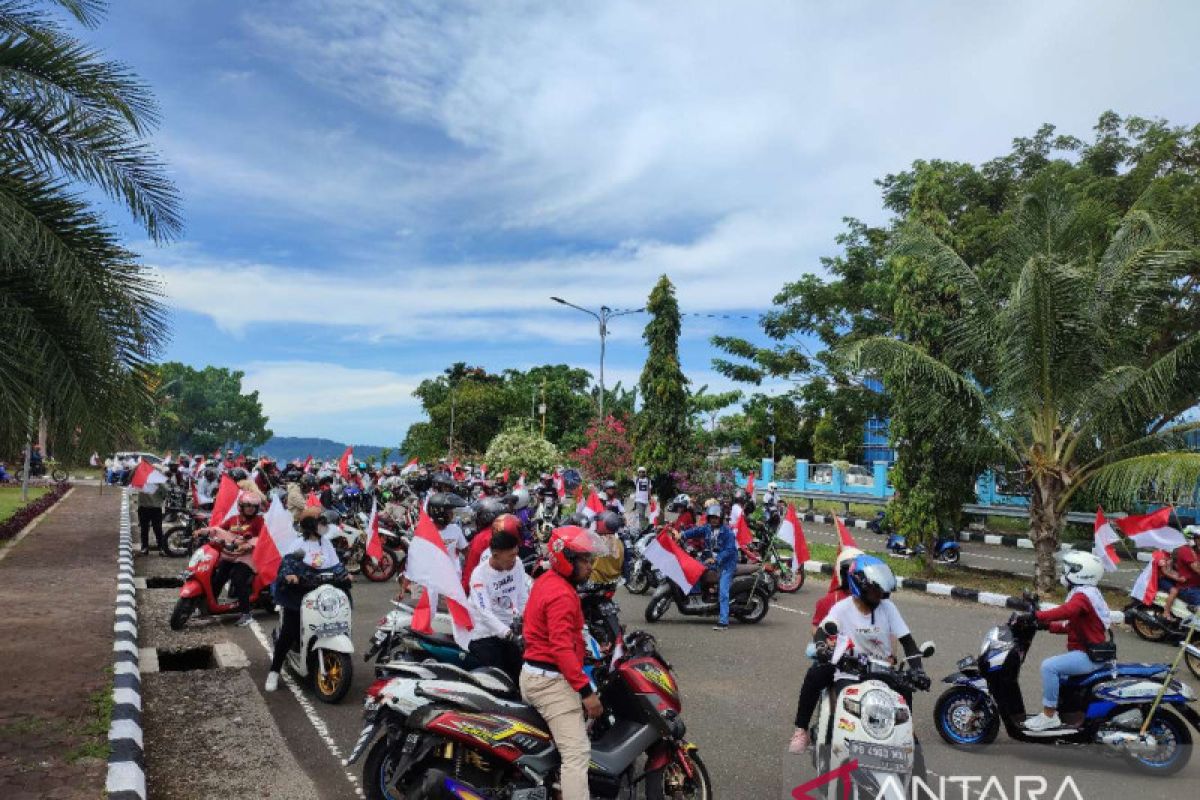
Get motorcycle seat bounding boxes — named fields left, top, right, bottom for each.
left=1061, top=662, right=1168, bottom=687
left=410, top=629, right=459, bottom=649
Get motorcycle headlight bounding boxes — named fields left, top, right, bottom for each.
left=860, top=689, right=897, bottom=740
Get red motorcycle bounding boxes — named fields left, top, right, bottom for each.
left=169, top=529, right=275, bottom=630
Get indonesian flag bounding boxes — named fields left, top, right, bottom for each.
left=1118, top=508, right=1185, bottom=551
left=516, top=472, right=526, bottom=489
left=835, top=516, right=858, bottom=550
left=338, top=446, right=353, bottom=480
left=305, top=491, right=321, bottom=507
left=407, top=509, right=474, bottom=649
left=735, top=511, right=752, bottom=547
left=302, top=455, right=313, bottom=472
left=209, top=475, right=241, bottom=525
left=574, top=483, right=583, bottom=509
left=1093, top=507, right=1121, bottom=572
left=1131, top=551, right=1169, bottom=604
left=745, top=471, right=756, bottom=496
left=130, top=460, right=167, bottom=491
left=365, top=496, right=383, bottom=561
left=553, top=473, right=566, bottom=499
left=251, top=496, right=294, bottom=586
left=212, top=447, right=221, bottom=460
left=401, top=457, right=420, bottom=476
left=777, top=504, right=810, bottom=568
left=643, top=529, right=708, bottom=593
left=502, top=468, right=510, bottom=484
left=583, top=489, right=605, bottom=519
left=480, top=463, right=487, bottom=478
left=729, top=502, right=744, bottom=528
left=648, top=496, right=660, bottom=525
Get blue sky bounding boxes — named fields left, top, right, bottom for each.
left=80, top=1, right=1200, bottom=445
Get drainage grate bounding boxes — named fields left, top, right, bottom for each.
left=146, top=576, right=184, bottom=589
left=156, top=645, right=215, bottom=671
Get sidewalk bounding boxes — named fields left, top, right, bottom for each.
left=0, top=486, right=119, bottom=800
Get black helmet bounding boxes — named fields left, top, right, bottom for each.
left=431, top=472, right=454, bottom=491
left=472, top=498, right=506, bottom=531
left=427, top=492, right=467, bottom=526
left=596, top=511, right=623, bottom=536
left=300, top=474, right=317, bottom=491
left=228, top=467, right=249, bottom=482
left=320, top=509, right=341, bottom=526
left=203, top=468, right=217, bottom=481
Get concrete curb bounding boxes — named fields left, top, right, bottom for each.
left=800, top=512, right=871, bottom=529
left=107, top=489, right=146, bottom=800
left=957, top=530, right=1154, bottom=563
left=799, top=558, right=1127, bottom=626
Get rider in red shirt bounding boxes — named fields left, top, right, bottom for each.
left=215, top=492, right=265, bottom=626
left=520, top=526, right=601, bottom=800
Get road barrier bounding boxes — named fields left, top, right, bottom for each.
left=107, top=490, right=146, bottom=800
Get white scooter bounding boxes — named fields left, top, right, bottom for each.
left=809, top=620, right=935, bottom=800
left=275, top=570, right=355, bottom=703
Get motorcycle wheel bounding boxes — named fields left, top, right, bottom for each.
left=776, top=565, right=804, bottom=593
left=311, top=649, right=354, bottom=704
left=361, top=548, right=399, bottom=582
left=627, top=568, right=651, bottom=595
left=1186, top=648, right=1200, bottom=681
left=169, top=597, right=197, bottom=631
left=734, top=592, right=769, bottom=624
left=161, top=526, right=192, bottom=558
left=655, top=749, right=712, bottom=800
left=645, top=593, right=672, bottom=623
left=933, top=687, right=998, bottom=748
left=1131, top=609, right=1171, bottom=643
left=363, top=736, right=412, bottom=800
left=939, top=548, right=961, bottom=565
left=1124, top=707, right=1192, bottom=776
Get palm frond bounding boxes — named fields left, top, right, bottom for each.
left=1083, top=452, right=1200, bottom=509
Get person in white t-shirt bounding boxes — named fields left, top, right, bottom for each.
left=466, top=526, right=529, bottom=681
left=428, top=492, right=469, bottom=572
left=633, top=467, right=651, bottom=527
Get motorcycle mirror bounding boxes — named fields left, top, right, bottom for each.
left=919, top=641, right=936, bottom=659
left=822, top=620, right=839, bottom=636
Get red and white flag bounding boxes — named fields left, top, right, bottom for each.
left=1093, top=507, right=1121, bottom=572
left=583, top=489, right=605, bottom=519
left=516, top=472, right=526, bottom=489
left=338, top=446, right=354, bottom=480
left=480, top=463, right=487, bottom=478
left=643, top=529, right=708, bottom=593
left=729, top=502, right=744, bottom=528
left=251, top=496, right=295, bottom=586
left=835, top=516, right=858, bottom=550
left=365, top=496, right=384, bottom=562
left=648, top=496, right=660, bottom=525
left=209, top=475, right=241, bottom=525
left=129, top=459, right=167, bottom=491
left=573, top=483, right=583, bottom=509
left=407, top=509, right=474, bottom=648
left=1131, top=550, right=1169, bottom=604
left=553, top=473, right=566, bottom=499
left=745, top=471, right=756, bottom=497
left=401, top=457, right=420, bottom=476
left=1118, top=508, right=1185, bottom=551
left=502, top=468, right=510, bottom=485
left=302, top=455, right=313, bottom=472
left=777, top=504, right=810, bottom=569
left=734, top=511, right=752, bottom=547
left=305, top=491, right=322, bottom=507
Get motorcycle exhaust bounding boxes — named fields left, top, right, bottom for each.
left=1097, top=729, right=1159, bottom=756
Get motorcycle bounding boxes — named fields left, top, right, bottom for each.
left=161, top=506, right=210, bottom=558
left=350, top=629, right=711, bottom=800
left=866, top=510, right=890, bottom=536
left=328, top=517, right=401, bottom=582
left=625, top=527, right=663, bottom=595
left=747, top=519, right=805, bottom=593
left=933, top=597, right=1200, bottom=775
left=643, top=561, right=772, bottom=625
left=885, top=532, right=960, bottom=564
left=1124, top=590, right=1200, bottom=655
left=809, top=620, right=934, bottom=800
left=273, top=569, right=355, bottom=703
left=168, top=530, right=275, bottom=630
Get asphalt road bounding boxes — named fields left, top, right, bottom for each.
left=214, top=570, right=1198, bottom=800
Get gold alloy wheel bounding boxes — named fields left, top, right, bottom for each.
left=316, top=651, right=342, bottom=695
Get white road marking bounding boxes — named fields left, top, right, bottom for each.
left=770, top=603, right=807, bottom=615
left=247, top=619, right=364, bottom=797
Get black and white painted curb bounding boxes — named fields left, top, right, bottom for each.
left=107, top=490, right=145, bottom=800
left=799, top=558, right=1127, bottom=625
left=800, top=512, right=874, bottom=530
left=957, top=529, right=1154, bottom=563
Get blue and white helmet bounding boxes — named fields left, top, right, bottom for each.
left=847, top=555, right=896, bottom=608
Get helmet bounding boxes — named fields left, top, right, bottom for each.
left=511, top=488, right=531, bottom=510
left=547, top=525, right=601, bottom=580
left=602, top=480, right=617, bottom=493
left=431, top=472, right=454, bottom=490
left=540, top=473, right=552, bottom=483
left=320, top=509, right=342, bottom=527
left=1184, top=525, right=1200, bottom=541
left=704, top=503, right=722, bottom=520
left=472, top=498, right=506, bottom=530
left=596, top=511, right=623, bottom=536
left=1058, top=551, right=1104, bottom=588
left=492, top=513, right=522, bottom=539
left=427, top=492, right=467, bottom=526
left=300, top=474, right=317, bottom=491
left=452, top=504, right=476, bottom=527
left=667, top=493, right=691, bottom=512
left=203, top=468, right=217, bottom=481
left=734, top=488, right=747, bottom=501
left=834, top=546, right=864, bottom=588
left=565, top=511, right=589, bottom=527
left=767, top=481, right=777, bottom=491
left=846, top=555, right=896, bottom=609
left=237, top=491, right=262, bottom=514
left=228, top=468, right=249, bottom=482
left=637, top=466, right=646, bottom=474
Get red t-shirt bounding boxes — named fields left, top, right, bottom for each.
left=1172, top=546, right=1200, bottom=588
left=461, top=530, right=492, bottom=594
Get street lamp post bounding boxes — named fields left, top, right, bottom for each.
left=550, top=297, right=643, bottom=422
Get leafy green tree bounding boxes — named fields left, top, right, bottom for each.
left=143, top=363, right=271, bottom=454
left=0, top=0, right=181, bottom=458
left=502, top=364, right=595, bottom=451
left=484, top=425, right=560, bottom=477
left=632, top=276, right=690, bottom=496
left=846, top=187, right=1200, bottom=591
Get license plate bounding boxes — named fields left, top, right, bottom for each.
left=315, top=621, right=350, bottom=636
left=346, top=721, right=379, bottom=765
left=847, top=740, right=911, bottom=772
left=512, top=789, right=548, bottom=800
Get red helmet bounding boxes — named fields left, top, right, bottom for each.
left=547, top=525, right=600, bottom=579
left=492, top=513, right=521, bottom=538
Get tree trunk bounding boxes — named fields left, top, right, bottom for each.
left=1029, top=475, right=1067, bottom=594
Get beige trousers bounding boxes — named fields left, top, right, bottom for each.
left=520, top=671, right=590, bottom=800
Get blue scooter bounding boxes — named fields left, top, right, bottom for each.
left=886, top=531, right=961, bottom=564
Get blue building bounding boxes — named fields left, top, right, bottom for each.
left=861, top=377, right=895, bottom=464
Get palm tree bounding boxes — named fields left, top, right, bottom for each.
left=844, top=188, right=1200, bottom=591
left=0, top=0, right=180, bottom=457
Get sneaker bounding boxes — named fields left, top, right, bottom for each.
left=264, top=671, right=279, bottom=692
left=788, top=728, right=810, bottom=754
left=712, top=623, right=729, bottom=632
left=1023, top=712, right=1064, bottom=732
left=236, top=614, right=254, bottom=627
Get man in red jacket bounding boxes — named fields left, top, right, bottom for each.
left=520, top=525, right=601, bottom=800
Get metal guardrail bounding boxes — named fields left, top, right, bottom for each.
left=778, top=488, right=1097, bottom=525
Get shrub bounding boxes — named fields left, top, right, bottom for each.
left=0, top=483, right=72, bottom=541
left=776, top=455, right=797, bottom=481
left=484, top=427, right=560, bottom=478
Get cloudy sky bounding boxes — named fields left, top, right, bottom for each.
left=87, top=1, right=1200, bottom=445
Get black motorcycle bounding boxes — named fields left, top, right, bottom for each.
left=643, top=561, right=771, bottom=624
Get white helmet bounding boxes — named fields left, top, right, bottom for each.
left=834, top=546, right=864, bottom=588
left=767, top=481, right=777, bottom=491
left=1184, top=525, right=1200, bottom=541
left=512, top=488, right=531, bottom=510
left=1058, top=550, right=1103, bottom=588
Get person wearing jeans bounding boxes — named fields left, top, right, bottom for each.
left=681, top=504, right=739, bottom=631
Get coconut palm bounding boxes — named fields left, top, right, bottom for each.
left=843, top=188, right=1200, bottom=591
left=0, top=0, right=180, bottom=456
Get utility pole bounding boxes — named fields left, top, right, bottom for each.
left=539, top=378, right=547, bottom=437
left=549, top=297, right=643, bottom=422
left=448, top=387, right=456, bottom=460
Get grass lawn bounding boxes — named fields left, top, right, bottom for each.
left=0, top=486, right=50, bottom=523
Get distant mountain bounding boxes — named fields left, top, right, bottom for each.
left=259, top=436, right=395, bottom=463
